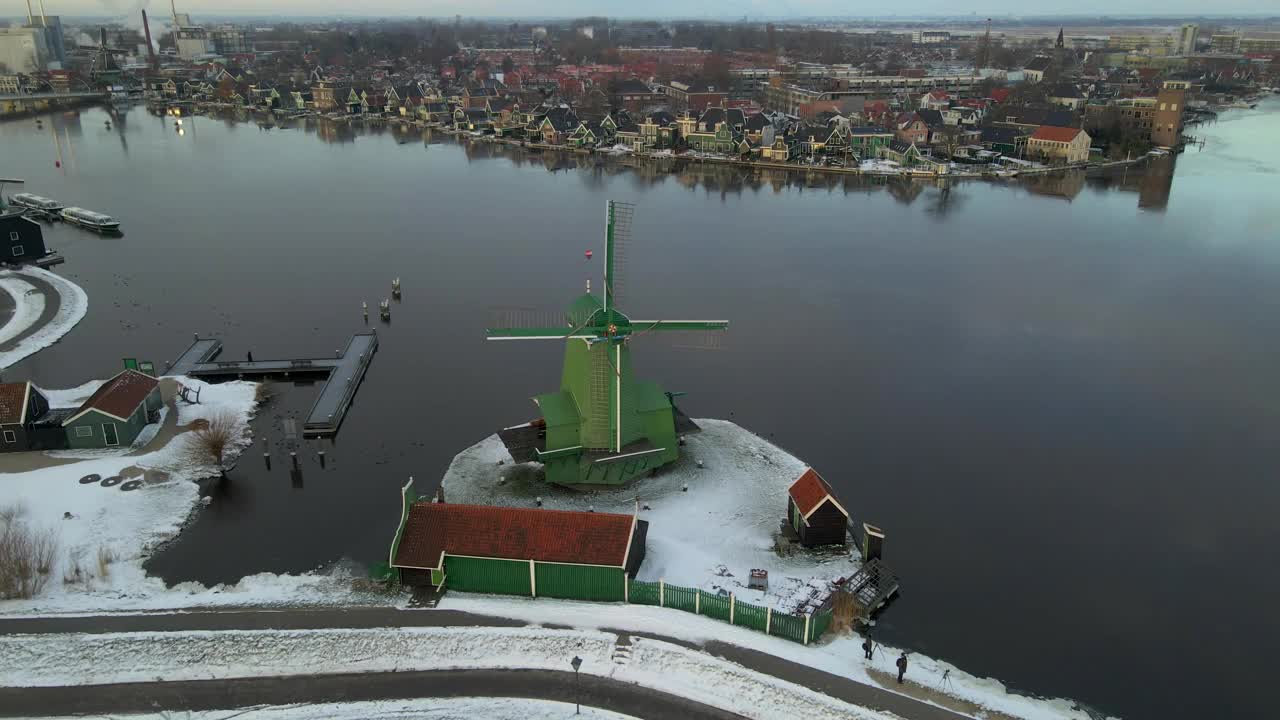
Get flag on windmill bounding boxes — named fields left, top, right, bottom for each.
left=487, top=200, right=728, bottom=486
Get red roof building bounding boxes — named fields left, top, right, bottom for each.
left=785, top=468, right=850, bottom=548
left=65, top=370, right=159, bottom=424
left=1030, top=125, right=1085, bottom=143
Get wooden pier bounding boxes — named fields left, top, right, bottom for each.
left=166, top=331, right=378, bottom=437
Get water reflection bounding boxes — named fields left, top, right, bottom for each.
left=97, top=108, right=1196, bottom=211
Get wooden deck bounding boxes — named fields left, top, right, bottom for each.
left=165, top=331, right=378, bottom=437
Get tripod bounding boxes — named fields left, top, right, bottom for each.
left=938, top=668, right=955, bottom=693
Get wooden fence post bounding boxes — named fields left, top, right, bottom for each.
left=766, top=607, right=772, bottom=635
left=730, top=593, right=735, bottom=625
left=529, top=559, right=537, bottom=598
left=659, top=578, right=665, bottom=607
left=624, top=574, right=629, bottom=603
left=803, top=613, right=811, bottom=645
left=695, top=589, right=701, bottom=614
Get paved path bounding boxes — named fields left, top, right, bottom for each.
left=0, top=270, right=59, bottom=353
left=0, top=607, right=974, bottom=720
left=0, top=668, right=741, bottom=719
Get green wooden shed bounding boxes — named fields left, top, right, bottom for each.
left=61, top=369, right=163, bottom=450
left=389, top=483, right=648, bottom=602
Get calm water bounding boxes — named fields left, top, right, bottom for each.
left=3, top=101, right=1279, bottom=719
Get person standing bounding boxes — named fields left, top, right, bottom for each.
left=862, top=637, right=874, bottom=660
left=896, top=652, right=908, bottom=683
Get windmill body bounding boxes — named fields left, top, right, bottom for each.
left=488, top=201, right=727, bottom=486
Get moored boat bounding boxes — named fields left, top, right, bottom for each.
left=9, top=193, right=63, bottom=218
left=60, top=206, right=121, bottom=232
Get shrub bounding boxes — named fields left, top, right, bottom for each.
left=184, top=410, right=243, bottom=470
left=0, top=506, right=59, bottom=600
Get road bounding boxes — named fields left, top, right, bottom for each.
left=0, top=606, right=976, bottom=720
left=0, top=269, right=59, bottom=353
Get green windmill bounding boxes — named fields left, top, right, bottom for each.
left=488, top=201, right=728, bottom=486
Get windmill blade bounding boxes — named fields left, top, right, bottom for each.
left=486, top=307, right=594, bottom=340
left=605, top=200, right=634, bottom=313
left=631, top=329, right=728, bottom=352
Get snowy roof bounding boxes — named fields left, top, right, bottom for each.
left=0, top=381, right=31, bottom=425
left=393, top=503, right=636, bottom=570
left=63, top=370, right=157, bottom=425
left=788, top=468, right=848, bottom=520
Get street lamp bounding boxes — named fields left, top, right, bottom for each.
left=570, top=655, right=583, bottom=715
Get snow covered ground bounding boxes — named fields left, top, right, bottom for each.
left=0, top=266, right=88, bottom=369
left=31, top=699, right=637, bottom=720
left=441, top=595, right=1106, bottom=720
left=0, top=626, right=894, bottom=720
left=0, top=378, right=290, bottom=614
left=442, top=419, right=860, bottom=612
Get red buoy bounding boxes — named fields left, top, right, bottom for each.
left=584, top=249, right=593, bottom=259
left=55, top=161, right=61, bottom=168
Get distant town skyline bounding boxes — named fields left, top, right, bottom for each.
left=15, top=1, right=1280, bottom=21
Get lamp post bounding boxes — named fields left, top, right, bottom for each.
left=570, top=655, right=583, bottom=715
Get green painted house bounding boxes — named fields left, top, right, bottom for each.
left=685, top=121, right=738, bottom=154
left=847, top=127, right=895, bottom=158
left=390, top=482, right=647, bottom=600
left=61, top=369, right=162, bottom=450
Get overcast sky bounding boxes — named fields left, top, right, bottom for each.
left=23, top=0, right=1276, bottom=19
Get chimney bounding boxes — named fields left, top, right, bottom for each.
left=142, top=10, right=157, bottom=68
left=435, top=485, right=445, bottom=504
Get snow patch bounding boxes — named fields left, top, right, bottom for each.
left=0, top=266, right=88, bottom=370
left=0, top=276, right=44, bottom=345
left=27, top=699, right=637, bottom=720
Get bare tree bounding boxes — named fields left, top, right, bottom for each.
left=0, top=507, right=59, bottom=600
left=182, top=410, right=244, bottom=473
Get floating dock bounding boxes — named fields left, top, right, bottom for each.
left=166, top=331, right=378, bottom=437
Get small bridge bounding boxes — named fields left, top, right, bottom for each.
left=166, top=331, right=378, bottom=437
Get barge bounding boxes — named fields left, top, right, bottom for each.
left=60, top=207, right=120, bottom=232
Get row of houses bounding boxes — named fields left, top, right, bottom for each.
left=0, top=369, right=162, bottom=453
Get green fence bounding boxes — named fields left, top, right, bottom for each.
left=445, top=556, right=532, bottom=596
left=624, top=579, right=834, bottom=645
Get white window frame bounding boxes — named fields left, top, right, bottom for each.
left=2, top=430, right=15, bottom=443
left=11, top=245, right=22, bottom=257
left=75, top=425, right=94, bottom=438
left=8, top=231, right=17, bottom=241
left=102, top=423, right=120, bottom=447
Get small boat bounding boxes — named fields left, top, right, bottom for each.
left=9, top=193, right=63, bottom=216
left=60, top=207, right=121, bottom=232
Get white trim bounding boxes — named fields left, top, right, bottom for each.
left=74, top=425, right=94, bottom=438
left=801, top=494, right=850, bottom=521
left=101, top=422, right=120, bottom=447
left=592, top=446, right=665, bottom=464
left=61, top=370, right=150, bottom=427
left=620, top=514, right=637, bottom=571
left=766, top=607, right=772, bottom=634
left=615, top=343, right=622, bottom=451
left=529, top=558, right=537, bottom=597
left=2, top=429, right=16, bottom=443
left=487, top=335, right=595, bottom=341
left=388, top=477, right=413, bottom=567
left=17, top=381, right=31, bottom=426
left=528, top=558, right=626, bottom=570
left=730, top=593, right=735, bottom=624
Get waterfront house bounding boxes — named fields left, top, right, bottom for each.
left=639, top=111, right=677, bottom=148
left=1027, top=125, right=1091, bottom=164
left=462, top=86, right=498, bottom=109
left=685, top=120, right=738, bottom=154
left=894, top=112, right=930, bottom=145
left=568, top=120, right=604, bottom=147
left=915, top=109, right=947, bottom=144
left=785, top=468, right=850, bottom=548
left=454, top=107, right=493, bottom=132
left=1, top=211, right=48, bottom=265
left=744, top=112, right=772, bottom=144
left=0, top=382, right=61, bottom=453
left=761, top=135, right=798, bottom=161
left=614, top=121, right=644, bottom=151
left=61, top=370, right=162, bottom=450
left=390, top=492, right=647, bottom=600
left=312, top=81, right=336, bottom=111
left=980, top=126, right=1029, bottom=156
left=880, top=140, right=949, bottom=173
left=534, top=106, right=578, bottom=144
left=418, top=100, right=452, bottom=124
left=846, top=126, right=895, bottom=158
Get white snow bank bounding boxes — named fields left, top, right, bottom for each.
left=442, top=595, right=1107, bottom=720
left=0, top=276, right=44, bottom=345
left=0, top=266, right=88, bottom=370
left=442, top=419, right=860, bottom=612
left=0, top=626, right=894, bottom=720
left=30, top=699, right=636, bottom=720
left=0, top=379, right=266, bottom=613
left=36, top=378, right=105, bottom=408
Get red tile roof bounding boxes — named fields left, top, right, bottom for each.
left=0, top=382, right=28, bottom=425
left=1031, top=125, right=1084, bottom=143
left=69, top=370, right=158, bottom=422
left=393, top=503, right=635, bottom=570
left=788, top=468, right=846, bottom=518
